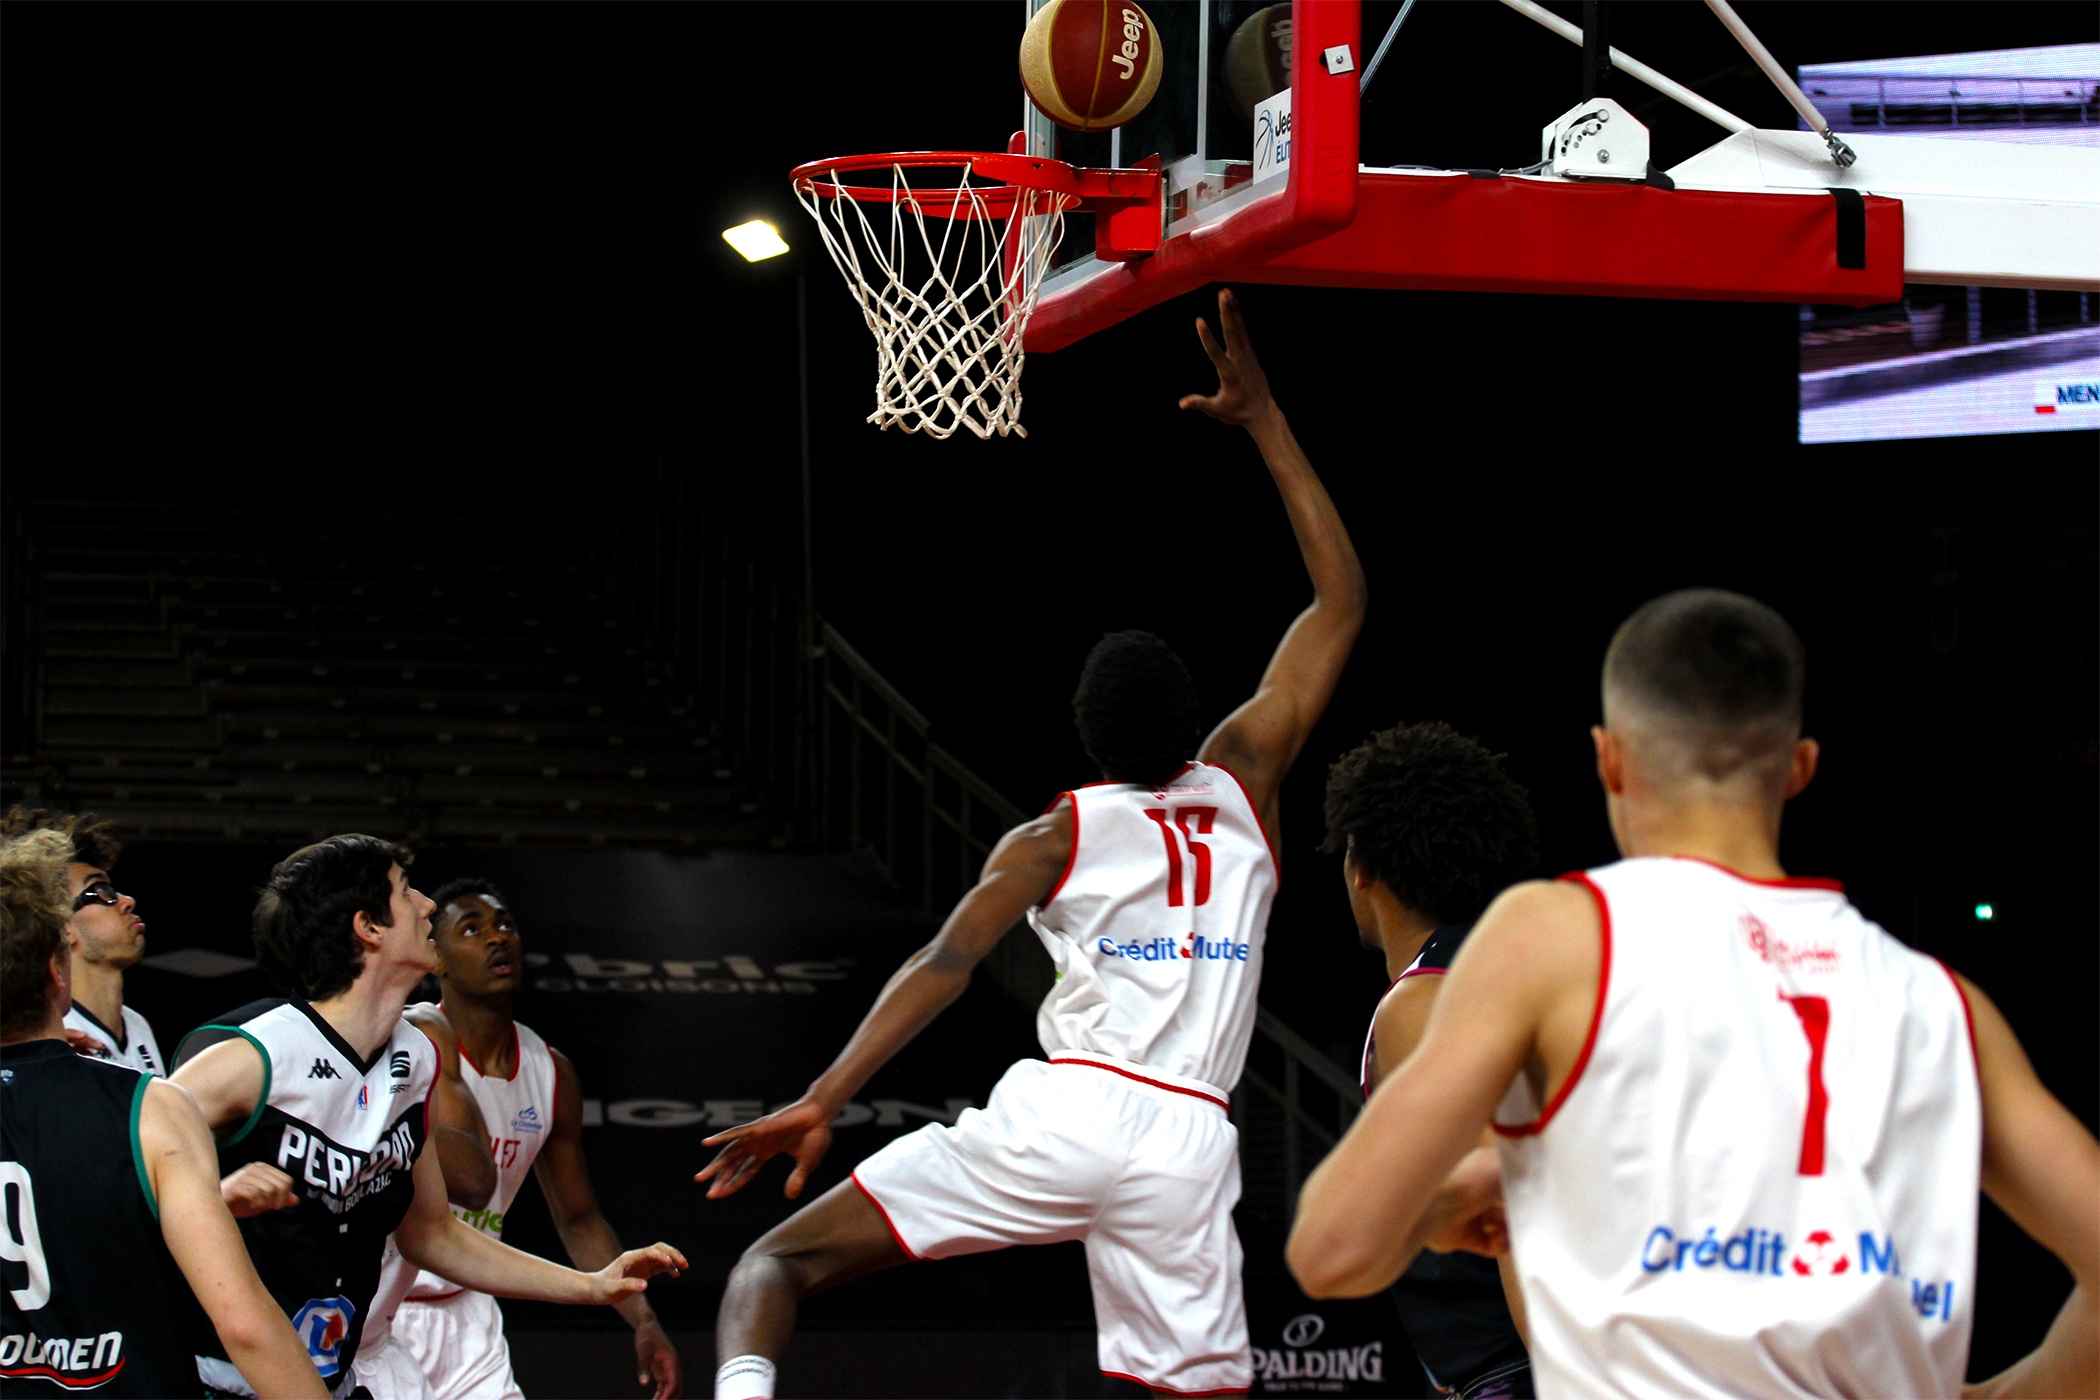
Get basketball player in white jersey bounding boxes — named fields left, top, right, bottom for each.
left=1290, top=590, right=2100, bottom=1398
left=172, top=834, right=688, bottom=1397
left=696, top=288, right=1366, bottom=1400
left=1, top=808, right=164, bottom=1076
left=383, top=879, right=683, bottom=1400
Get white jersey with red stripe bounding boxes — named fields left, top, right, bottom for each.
left=404, top=1019, right=560, bottom=1302
left=1026, top=761, right=1277, bottom=1097
left=1492, top=856, right=1981, bottom=1399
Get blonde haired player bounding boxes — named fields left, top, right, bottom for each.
left=1290, top=589, right=2099, bottom=1398
left=697, top=289, right=1366, bottom=1400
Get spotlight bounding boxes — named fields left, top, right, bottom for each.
left=1973, top=903, right=1994, bottom=922
left=722, top=220, right=790, bottom=262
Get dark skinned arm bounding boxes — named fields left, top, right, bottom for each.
left=1183, top=288, right=1368, bottom=835
left=695, top=805, right=1073, bottom=1201
left=404, top=1003, right=498, bottom=1211
left=536, top=1048, right=682, bottom=1399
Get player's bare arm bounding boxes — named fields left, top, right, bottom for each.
left=137, top=1077, right=330, bottom=1400
left=538, top=1046, right=684, bottom=1400
left=696, top=805, right=1074, bottom=1201
left=1290, top=880, right=1600, bottom=1297
left=1182, top=287, right=1367, bottom=825
left=1955, top=973, right=2100, bottom=1400
left=393, top=1141, right=687, bottom=1303
left=405, top=1001, right=500, bottom=1210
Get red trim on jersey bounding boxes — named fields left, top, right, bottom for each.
left=1209, top=762, right=1281, bottom=889
left=851, top=1171, right=923, bottom=1261
left=1937, top=960, right=1981, bottom=1082
left=410, top=1284, right=466, bottom=1304
left=1100, top=1370, right=1246, bottom=1396
left=1047, top=1057, right=1229, bottom=1109
left=1039, top=792, right=1081, bottom=906
left=1396, top=966, right=1448, bottom=981
left=1667, top=855, right=1844, bottom=893
left=455, top=1022, right=522, bottom=1083
left=1495, top=872, right=1613, bottom=1139
left=0, top=1360, right=126, bottom=1387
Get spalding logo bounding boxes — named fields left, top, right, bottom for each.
left=1111, top=9, right=1146, bottom=79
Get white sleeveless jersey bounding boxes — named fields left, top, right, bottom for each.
left=64, top=1003, right=164, bottom=1077
left=1494, top=857, right=1981, bottom=1399
left=1027, top=762, right=1277, bottom=1096
left=405, top=1018, right=559, bottom=1302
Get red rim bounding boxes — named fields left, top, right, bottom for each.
left=792, top=150, right=1080, bottom=217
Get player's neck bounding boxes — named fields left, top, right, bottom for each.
left=67, top=959, right=127, bottom=1036
left=311, top=960, right=424, bottom=1061
left=1366, top=886, right=1438, bottom=980
left=1615, top=795, right=1788, bottom=880
left=0, top=1007, right=67, bottom=1046
left=443, top=989, right=518, bottom=1076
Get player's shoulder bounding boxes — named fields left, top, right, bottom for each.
left=172, top=997, right=288, bottom=1072
left=1457, top=879, right=1604, bottom=979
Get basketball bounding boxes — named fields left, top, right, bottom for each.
left=1223, top=3, right=1291, bottom=123
left=1020, top=0, right=1163, bottom=133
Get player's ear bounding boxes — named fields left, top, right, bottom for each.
left=1592, top=726, right=1626, bottom=795
left=351, top=907, right=389, bottom=950
left=1783, top=737, right=1819, bottom=799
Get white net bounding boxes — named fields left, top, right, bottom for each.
left=794, top=160, right=1069, bottom=440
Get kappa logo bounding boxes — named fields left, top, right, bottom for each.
left=290, top=1297, right=357, bottom=1378
left=308, top=1059, right=341, bottom=1080
left=389, top=1050, right=412, bottom=1079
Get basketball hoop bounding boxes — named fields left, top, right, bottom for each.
left=791, top=151, right=1083, bottom=441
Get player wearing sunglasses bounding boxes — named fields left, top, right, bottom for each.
left=0, top=807, right=162, bottom=1076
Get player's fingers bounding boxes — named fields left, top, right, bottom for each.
left=1219, top=288, right=1246, bottom=351
left=699, top=1122, right=757, bottom=1147
left=1193, top=317, right=1227, bottom=367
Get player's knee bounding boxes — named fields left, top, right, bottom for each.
left=732, top=1233, right=829, bottom=1297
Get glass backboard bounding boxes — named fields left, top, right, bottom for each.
left=1028, top=0, right=1299, bottom=294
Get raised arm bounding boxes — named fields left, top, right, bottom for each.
left=536, top=1048, right=682, bottom=1399
left=1183, top=288, right=1367, bottom=823
left=139, top=1079, right=329, bottom=1400
left=694, top=805, right=1073, bottom=1201
left=1958, top=973, right=2100, bottom=1400
left=404, top=1003, right=499, bottom=1210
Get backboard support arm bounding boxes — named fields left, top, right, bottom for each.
left=1495, top=0, right=1751, bottom=136
left=1702, top=0, right=1857, bottom=167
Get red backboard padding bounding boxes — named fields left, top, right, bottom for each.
left=1239, top=173, right=1903, bottom=306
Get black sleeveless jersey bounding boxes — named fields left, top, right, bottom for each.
left=1361, top=925, right=1532, bottom=1396
left=174, top=1000, right=434, bottom=1394
left=0, top=1037, right=211, bottom=1398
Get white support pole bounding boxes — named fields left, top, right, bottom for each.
left=1494, top=0, right=1752, bottom=136
left=1703, top=0, right=1856, bottom=166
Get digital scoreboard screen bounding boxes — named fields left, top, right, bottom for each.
left=1797, top=45, right=2099, bottom=444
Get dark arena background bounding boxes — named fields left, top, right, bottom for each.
left=4, top=4, right=2094, bottom=1398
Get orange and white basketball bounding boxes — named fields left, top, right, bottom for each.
left=1020, top=0, right=1164, bottom=133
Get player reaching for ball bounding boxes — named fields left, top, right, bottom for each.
left=1289, top=590, right=2100, bottom=1399
left=697, top=288, right=1365, bottom=1400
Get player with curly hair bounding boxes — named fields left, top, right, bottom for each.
left=0, top=807, right=161, bottom=1075
left=1322, top=722, right=1538, bottom=1399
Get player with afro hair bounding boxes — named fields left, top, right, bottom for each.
left=1323, top=721, right=1539, bottom=1399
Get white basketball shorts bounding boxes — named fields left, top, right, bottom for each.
left=852, top=1055, right=1250, bottom=1396
left=350, top=1333, right=438, bottom=1400
left=394, top=1289, right=524, bottom=1400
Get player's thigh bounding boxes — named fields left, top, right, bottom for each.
left=424, top=1293, right=522, bottom=1400
left=741, top=1177, right=911, bottom=1293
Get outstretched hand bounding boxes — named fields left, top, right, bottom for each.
left=1179, top=287, right=1278, bottom=430
left=586, top=1243, right=688, bottom=1305
left=694, top=1097, right=835, bottom=1201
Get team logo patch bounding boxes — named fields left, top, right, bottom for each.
left=290, top=1296, right=357, bottom=1378
left=355, top=1085, right=370, bottom=1111
left=389, top=1050, right=413, bottom=1079
left=511, top=1106, right=544, bottom=1134
left=1792, top=1229, right=1850, bottom=1276
left=309, top=1059, right=341, bottom=1080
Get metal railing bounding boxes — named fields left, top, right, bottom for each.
left=808, top=615, right=1359, bottom=1219
left=1805, top=74, right=2099, bottom=132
